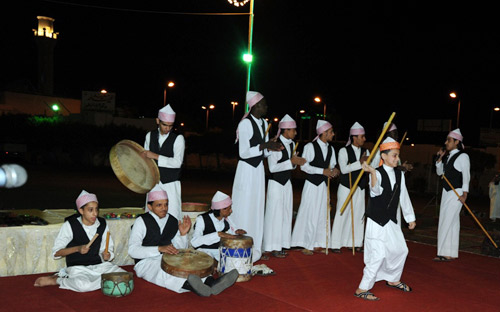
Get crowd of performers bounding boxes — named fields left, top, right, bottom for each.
left=34, top=91, right=471, bottom=301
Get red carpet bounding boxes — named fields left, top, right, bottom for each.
left=1, top=241, right=499, bottom=312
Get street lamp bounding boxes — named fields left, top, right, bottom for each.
left=163, top=81, right=175, bottom=106
left=314, top=96, right=325, bottom=119
left=231, top=101, right=238, bottom=121
left=449, top=92, right=461, bottom=128
left=202, top=104, right=215, bottom=130
left=490, top=106, right=500, bottom=129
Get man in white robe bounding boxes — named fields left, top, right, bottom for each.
left=355, top=138, right=416, bottom=301
left=34, top=190, right=125, bottom=291
left=489, top=173, right=500, bottom=221
left=434, top=128, right=470, bottom=261
left=291, top=120, right=339, bottom=255
left=143, top=104, right=185, bottom=220
left=330, top=122, right=369, bottom=253
left=263, top=115, right=306, bottom=258
left=231, top=91, right=283, bottom=262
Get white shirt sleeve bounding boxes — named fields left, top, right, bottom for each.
left=144, top=132, right=151, bottom=150
left=371, top=149, right=381, bottom=168
left=455, top=153, right=471, bottom=192
left=400, top=173, right=416, bottom=223
left=369, top=170, right=384, bottom=197
left=238, top=119, right=264, bottom=159
left=435, top=160, right=444, bottom=176
left=300, top=143, right=324, bottom=175
left=127, top=217, right=161, bottom=260
left=338, top=147, right=363, bottom=174
left=191, top=215, right=220, bottom=248
left=267, top=149, right=293, bottom=173
left=52, top=221, right=73, bottom=260
left=157, top=134, right=185, bottom=169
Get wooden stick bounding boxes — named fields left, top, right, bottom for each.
left=399, top=131, right=408, bottom=146
left=86, top=233, right=99, bottom=249
left=293, top=142, right=299, bottom=155
left=340, top=112, right=396, bottom=214
left=349, top=171, right=355, bottom=256
left=104, top=231, right=110, bottom=253
left=264, top=123, right=272, bottom=138
left=442, top=174, right=498, bottom=248
left=326, top=167, right=331, bottom=256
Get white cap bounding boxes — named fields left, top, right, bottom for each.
left=76, top=190, right=98, bottom=209
left=313, top=120, right=333, bottom=141
left=346, top=122, right=365, bottom=146
left=276, top=114, right=297, bottom=137
left=211, top=191, right=232, bottom=210
left=383, top=122, right=397, bottom=132
left=158, top=104, right=176, bottom=122
left=147, top=185, right=168, bottom=202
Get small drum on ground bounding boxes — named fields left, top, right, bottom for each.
left=181, top=202, right=210, bottom=247
left=161, top=249, right=214, bottom=279
left=109, top=139, right=160, bottom=194
left=101, top=272, right=134, bottom=297
left=218, top=235, right=253, bottom=282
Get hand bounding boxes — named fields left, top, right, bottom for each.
left=261, top=141, right=284, bottom=151
left=361, top=161, right=375, bottom=174
left=218, top=232, right=236, bottom=239
left=78, top=245, right=90, bottom=255
left=178, top=215, right=192, bottom=236
left=102, top=251, right=111, bottom=261
left=235, top=229, right=247, bottom=235
left=291, top=155, right=306, bottom=166
left=359, top=155, right=369, bottom=164
left=159, top=244, right=179, bottom=255
left=436, top=149, right=446, bottom=162
left=459, top=192, right=468, bottom=204
left=142, top=150, right=159, bottom=160
left=323, top=168, right=335, bottom=178
left=408, top=221, right=416, bottom=230
left=332, top=168, right=340, bottom=178
left=401, top=161, right=413, bottom=172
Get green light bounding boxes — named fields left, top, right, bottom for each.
left=243, top=53, right=253, bottom=63
left=51, top=104, right=60, bottom=111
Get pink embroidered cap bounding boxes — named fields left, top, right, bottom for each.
left=76, top=190, right=98, bottom=209
left=211, top=191, right=232, bottom=210
left=158, top=104, right=176, bottom=123
left=313, top=120, right=333, bottom=141
left=346, top=122, right=365, bottom=146
left=147, top=185, right=168, bottom=202
left=276, top=114, right=297, bottom=138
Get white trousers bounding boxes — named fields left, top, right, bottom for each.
left=57, top=262, right=125, bottom=292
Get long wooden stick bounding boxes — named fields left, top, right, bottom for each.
left=326, top=167, right=331, bottom=256
left=104, top=231, right=110, bottom=253
left=86, top=233, right=99, bottom=249
left=349, top=172, right=355, bottom=255
left=442, top=175, right=498, bottom=248
left=399, top=131, right=408, bottom=146
left=264, top=123, right=272, bottom=138
left=293, top=142, right=299, bottom=155
left=340, top=112, right=396, bottom=214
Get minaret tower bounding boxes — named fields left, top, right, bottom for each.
left=33, top=16, right=58, bottom=95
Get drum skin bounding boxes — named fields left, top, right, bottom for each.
left=109, top=139, right=160, bottom=194
left=161, top=249, right=214, bottom=279
left=220, top=235, right=253, bottom=249
left=101, top=272, right=134, bottom=297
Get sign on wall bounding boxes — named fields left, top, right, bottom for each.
left=82, top=91, right=115, bottom=112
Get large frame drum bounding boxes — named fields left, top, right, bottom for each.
left=161, top=249, right=214, bottom=279
left=218, top=235, right=253, bottom=282
left=181, top=202, right=210, bottom=247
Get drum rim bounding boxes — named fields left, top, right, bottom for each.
left=109, top=139, right=160, bottom=194
left=161, top=249, right=214, bottom=279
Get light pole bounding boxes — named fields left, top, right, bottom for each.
left=163, top=81, right=175, bottom=106
left=231, top=101, right=238, bottom=121
left=314, top=96, right=324, bottom=119
left=202, top=104, right=215, bottom=130
left=449, top=92, right=460, bottom=128
left=490, top=106, right=500, bottom=129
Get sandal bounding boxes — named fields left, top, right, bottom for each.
left=272, top=251, right=287, bottom=258
left=354, top=291, right=380, bottom=301
left=386, top=281, right=412, bottom=292
left=433, top=256, right=451, bottom=262
left=301, top=249, right=314, bottom=255
left=260, top=253, right=270, bottom=261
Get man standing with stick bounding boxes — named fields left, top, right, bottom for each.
left=291, top=120, right=339, bottom=255
left=232, top=91, right=283, bottom=262
left=434, top=128, right=470, bottom=262
left=330, top=122, right=369, bottom=254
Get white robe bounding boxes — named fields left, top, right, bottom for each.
left=489, top=182, right=500, bottom=220
left=358, top=165, right=416, bottom=291
left=435, top=149, right=470, bottom=258
left=231, top=115, right=270, bottom=262
left=191, top=213, right=237, bottom=261
left=144, top=130, right=185, bottom=220
left=53, top=217, right=125, bottom=292
left=291, top=140, right=337, bottom=250
left=128, top=212, right=192, bottom=293
left=263, top=135, right=295, bottom=252
left=330, top=145, right=368, bottom=249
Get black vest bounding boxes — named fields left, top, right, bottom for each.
left=339, top=145, right=368, bottom=190
left=269, top=139, right=294, bottom=186
left=442, top=151, right=465, bottom=191
left=366, top=167, right=402, bottom=227
left=305, top=141, right=333, bottom=186
left=194, top=212, right=230, bottom=250
left=239, top=116, right=265, bottom=168
left=133, top=213, right=179, bottom=263
left=149, top=129, right=182, bottom=183
left=65, top=216, right=106, bottom=267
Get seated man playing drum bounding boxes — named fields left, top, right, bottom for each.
left=128, top=186, right=239, bottom=297
left=34, top=190, right=125, bottom=291
left=191, top=191, right=246, bottom=264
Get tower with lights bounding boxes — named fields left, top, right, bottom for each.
left=33, top=16, right=58, bottom=96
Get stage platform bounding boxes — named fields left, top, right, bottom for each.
left=1, top=241, right=498, bottom=312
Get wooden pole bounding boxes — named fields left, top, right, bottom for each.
left=399, top=131, right=407, bottom=146
left=86, top=233, right=99, bottom=249
left=442, top=174, right=498, bottom=248
left=349, top=172, right=355, bottom=255
left=264, top=123, right=272, bottom=138
left=293, top=142, right=299, bottom=155
left=104, top=231, right=110, bottom=253
left=326, top=167, right=331, bottom=255
left=340, top=112, right=396, bottom=214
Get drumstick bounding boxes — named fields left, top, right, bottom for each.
left=293, top=142, right=299, bottom=155
left=264, top=123, right=272, bottom=138
left=104, top=231, right=110, bottom=253
left=86, top=233, right=99, bottom=249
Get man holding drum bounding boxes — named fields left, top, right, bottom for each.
left=128, top=186, right=239, bottom=297
left=143, top=104, right=185, bottom=220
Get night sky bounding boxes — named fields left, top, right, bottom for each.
left=2, top=1, right=500, bottom=145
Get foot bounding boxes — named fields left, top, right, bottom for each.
left=187, top=275, right=211, bottom=297
left=301, top=249, right=314, bottom=255
left=260, top=253, right=270, bottom=260
left=354, top=289, right=379, bottom=301
left=355, top=247, right=364, bottom=253
left=34, top=275, right=58, bottom=287
left=386, top=281, right=412, bottom=292
left=433, top=255, right=452, bottom=262
left=271, top=251, right=287, bottom=258
left=211, top=269, right=239, bottom=295
left=313, top=247, right=328, bottom=254
left=331, top=248, right=342, bottom=254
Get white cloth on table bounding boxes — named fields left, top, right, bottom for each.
left=358, top=165, right=416, bottom=291
left=144, top=129, right=185, bottom=220
left=231, top=115, right=270, bottom=262
left=53, top=217, right=125, bottom=292
left=489, top=182, right=500, bottom=220
left=435, top=149, right=470, bottom=258
left=191, top=213, right=237, bottom=261
left=330, top=145, right=368, bottom=249
left=128, top=211, right=194, bottom=293
left=263, top=136, right=295, bottom=252
left=291, top=140, right=337, bottom=250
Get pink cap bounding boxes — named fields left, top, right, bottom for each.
left=346, top=122, right=365, bottom=146
left=276, top=114, right=297, bottom=138
left=158, top=104, right=176, bottom=123
left=211, top=191, right=232, bottom=210
left=76, top=190, right=98, bottom=209
left=147, top=185, right=168, bottom=202
left=448, top=128, right=463, bottom=142
left=313, top=120, right=333, bottom=141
